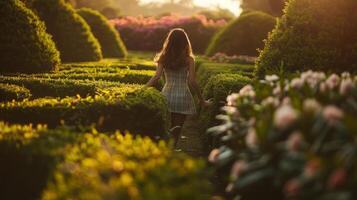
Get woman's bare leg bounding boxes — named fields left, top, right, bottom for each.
left=170, top=113, right=187, bottom=147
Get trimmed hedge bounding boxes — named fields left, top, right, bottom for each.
left=256, top=0, right=357, bottom=77
left=206, top=11, right=276, bottom=56
left=0, top=86, right=169, bottom=138
left=77, top=8, right=128, bottom=58
left=43, top=133, right=210, bottom=200
left=0, top=76, right=121, bottom=98
left=28, top=0, right=102, bottom=62
left=0, top=122, right=77, bottom=200
left=0, top=83, right=31, bottom=102
left=0, top=0, right=60, bottom=73
left=0, top=122, right=210, bottom=200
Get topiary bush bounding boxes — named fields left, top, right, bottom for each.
left=0, top=83, right=31, bottom=102
left=28, top=0, right=102, bottom=62
left=43, top=133, right=210, bottom=200
left=256, top=0, right=357, bottom=77
left=206, top=11, right=276, bottom=57
left=77, top=8, right=128, bottom=58
left=0, top=0, right=60, bottom=73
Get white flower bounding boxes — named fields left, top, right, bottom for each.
left=261, top=96, right=279, bottom=107
left=282, top=97, right=291, bottom=106
left=273, top=85, right=282, bottom=96
left=303, top=99, right=322, bottom=114
left=319, top=82, right=327, bottom=93
left=226, top=93, right=240, bottom=106
left=265, top=74, right=279, bottom=82
left=290, top=78, right=304, bottom=89
left=340, top=78, right=353, bottom=96
left=326, top=74, right=340, bottom=90
left=245, top=128, right=258, bottom=148
left=239, top=85, right=255, bottom=98
left=274, top=105, right=299, bottom=129
left=323, top=105, right=344, bottom=124
left=341, top=72, right=351, bottom=79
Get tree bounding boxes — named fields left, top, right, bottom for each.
left=240, top=0, right=286, bottom=16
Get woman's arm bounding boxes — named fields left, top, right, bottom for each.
left=188, top=58, right=207, bottom=105
left=145, top=63, right=163, bottom=87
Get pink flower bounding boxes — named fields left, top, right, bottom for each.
left=323, top=105, right=344, bottom=124
left=230, top=160, right=248, bottom=180
left=327, top=168, right=347, bottom=189
left=274, top=105, right=299, bottom=130
left=208, top=148, right=220, bottom=163
left=261, top=96, right=279, bottom=107
left=226, top=93, right=239, bottom=106
left=290, top=78, right=304, bottom=89
left=319, top=82, right=327, bottom=93
left=273, top=85, right=282, bottom=96
left=239, top=85, right=255, bottom=98
left=326, top=74, right=340, bottom=90
left=284, top=179, right=301, bottom=197
left=340, top=78, right=353, bottom=96
left=287, top=131, right=303, bottom=151
left=304, top=159, right=321, bottom=178
left=245, top=128, right=258, bottom=148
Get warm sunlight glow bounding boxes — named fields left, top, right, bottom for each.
left=140, top=0, right=242, bottom=16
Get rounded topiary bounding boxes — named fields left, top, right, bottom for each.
left=28, top=0, right=102, bottom=62
left=0, top=83, right=31, bottom=102
left=77, top=8, right=127, bottom=58
left=206, top=11, right=276, bottom=57
left=256, top=0, right=357, bottom=77
left=0, top=0, right=60, bottom=73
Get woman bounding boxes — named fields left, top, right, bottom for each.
left=146, top=28, right=210, bottom=147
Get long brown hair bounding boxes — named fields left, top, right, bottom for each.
left=155, top=28, right=194, bottom=70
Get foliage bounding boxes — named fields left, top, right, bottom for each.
left=198, top=8, right=235, bottom=21
left=77, top=8, right=128, bottom=58
left=0, top=122, right=78, bottom=200
left=208, top=53, right=257, bottom=65
left=43, top=133, right=210, bottom=200
left=0, top=0, right=60, bottom=73
left=110, top=14, right=226, bottom=53
left=208, top=71, right=357, bottom=200
left=206, top=11, right=276, bottom=57
left=0, top=83, right=31, bottom=102
left=0, top=86, right=169, bottom=138
left=256, top=0, right=357, bottom=77
left=28, top=0, right=102, bottom=62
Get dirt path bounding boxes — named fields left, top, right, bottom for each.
left=176, top=114, right=206, bottom=158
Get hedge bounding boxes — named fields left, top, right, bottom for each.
left=0, top=86, right=169, bottom=138
left=206, top=11, right=276, bottom=57
left=0, top=0, right=60, bottom=73
left=256, top=0, right=357, bottom=77
left=0, top=83, right=31, bottom=102
left=0, top=122, right=210, bottom=200
left=77, top=8, right=128, bottom=58
left=28, top=0, right=102, bottom=62
left=0, top=122, right=78, bottom=200
left=0, top=76, right=121, bottom=98
left=43, top=133, right=210, bottom=200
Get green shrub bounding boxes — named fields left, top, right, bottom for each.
left=0, top=122, right=78, bottom=200
left=206, top=11, right=276, bottom=57
left=43, top=133, right=210, bottom=200
left=256, top=0, right=357, bottom=77
left=77, top=8, right=128, bottom=58
left=0, top=86, right=169, bottom=138
left=60, top=59, right=156, bottom=71
left=0, top=83, right=31, bottom=102
left=0, top=0, right=60, bottom=73
left=28, top=0, right=102, bottom=62
left=0, top=76, right=121, bottom=98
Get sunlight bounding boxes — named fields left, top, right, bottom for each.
left=140, top=0, right=242, bottom=16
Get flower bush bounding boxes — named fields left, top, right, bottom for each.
left=208, top=71, right=357, bottom=200
left=110, top=14, right=226, bottom=53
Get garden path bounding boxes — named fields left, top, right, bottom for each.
left=176, top=114, right=205, bottom=157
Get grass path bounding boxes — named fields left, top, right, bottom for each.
left=177, top=114, right=206, bottom=158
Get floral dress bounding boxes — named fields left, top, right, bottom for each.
left=161, top=67, right=196, bottom=115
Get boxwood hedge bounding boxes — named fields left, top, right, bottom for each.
left=0, top=86, right=169, bottom=138
left=0, top=0, right=60, bottom=73
left=28, top=0, right=102, bottom=62
left=77, top=8, right=128, bottom=58
left=0, top=83, right=31, bottom=102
